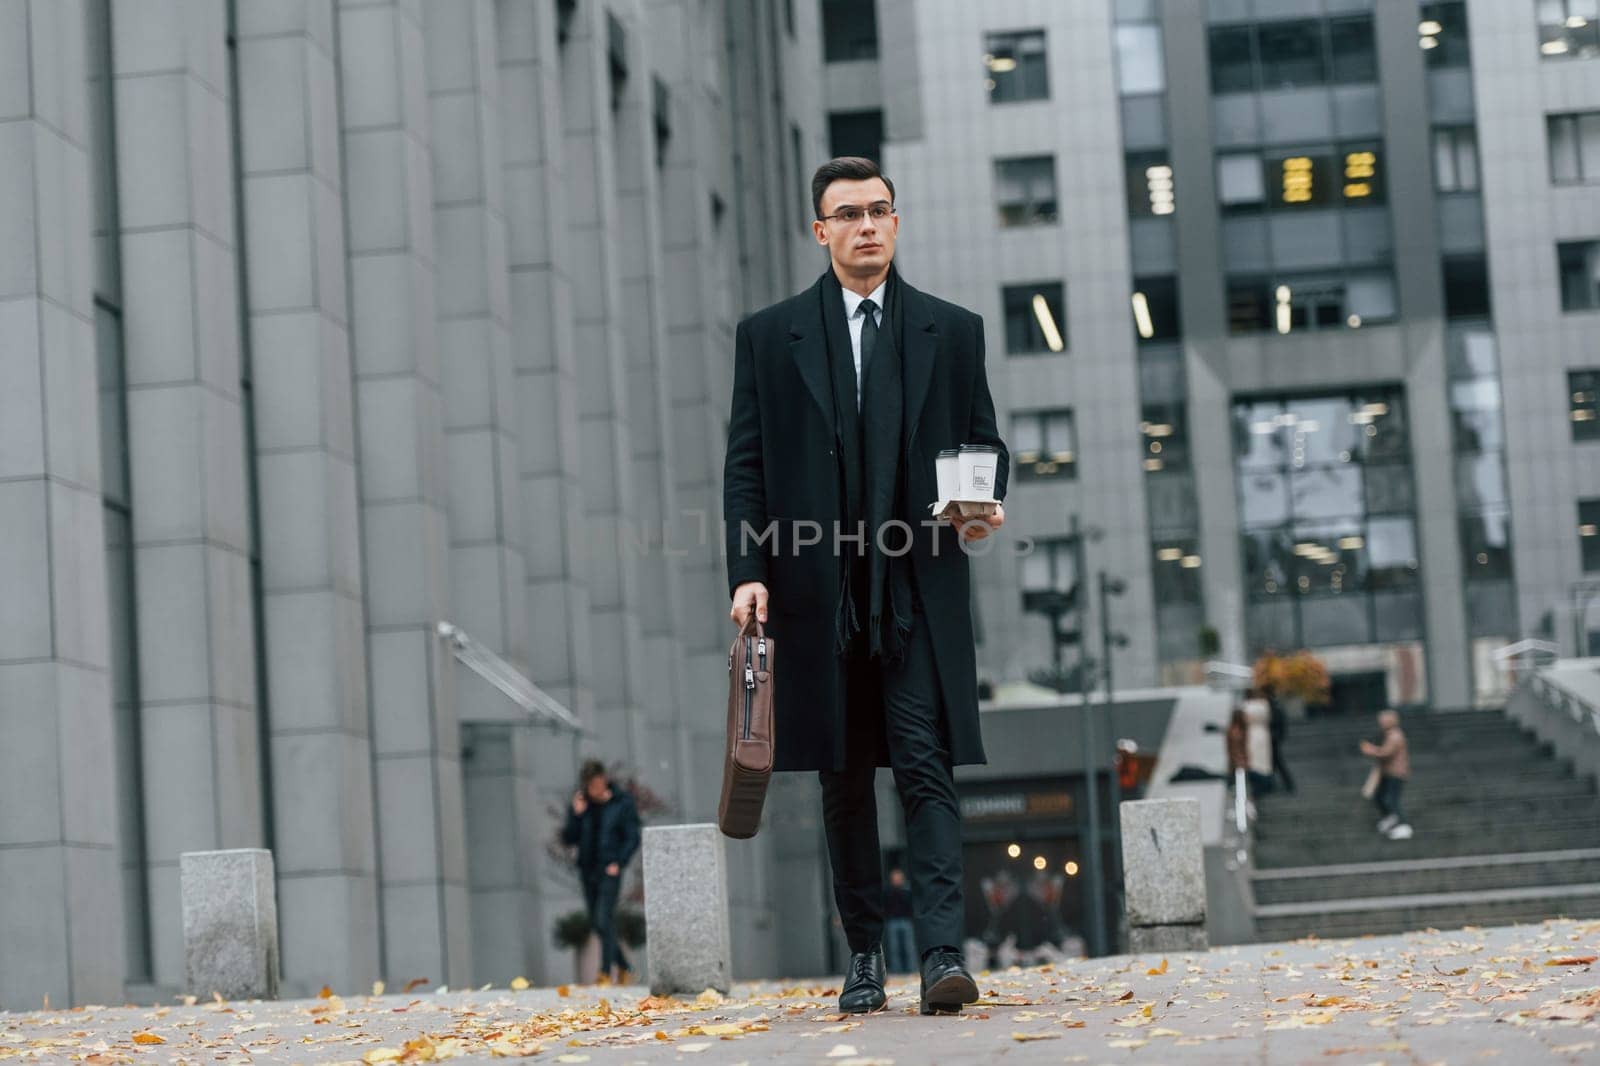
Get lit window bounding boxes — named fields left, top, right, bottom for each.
left=1571, top=370, right=1600, bottom=443
left=1002, top=283, right=1066, bottom=354
left=1580, top=499, right=1600, bottom=571
left=986, top=30, right=1049, bottom=103
left=1012, top=409, right=1077, bottom=481
left=1538, top=0, right=1600, bottom=60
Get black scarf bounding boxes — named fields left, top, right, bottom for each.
left=820, top=268, right=916, bottom=666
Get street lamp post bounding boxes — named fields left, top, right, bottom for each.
left=1097, top=571, right=1129, bottom=951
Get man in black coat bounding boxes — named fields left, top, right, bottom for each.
left=722, top=157, right=1008, bottom=1015
left=561, top=760, right=642, bottom=983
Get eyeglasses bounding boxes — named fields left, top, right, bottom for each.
left=817, top=201, right=895, bottom=225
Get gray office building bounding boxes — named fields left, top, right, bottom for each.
left=823, top=0, right=1600, bottom=711
left=1, top=0, right=833, bottom=1008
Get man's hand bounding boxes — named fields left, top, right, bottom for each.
left=605, top=862, right=620, bottom=877
left=1359, top=741, right=1377, bottom=758
left=571, top=791, right=588, bottom=816
left=949, top=503, right=1005, bottom=542
left=731, top=581, right=769, bottom=627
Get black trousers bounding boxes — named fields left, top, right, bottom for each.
left=820, top=609, right=965, bottom=958
left=582, top=872, right=628, bottom=974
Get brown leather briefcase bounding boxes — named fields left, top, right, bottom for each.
left=718, top=616, right=775, bottom=839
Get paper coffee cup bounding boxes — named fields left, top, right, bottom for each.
left=958, top=444, right=998, bottom=502
left=936, top=449, right=960, bottom=506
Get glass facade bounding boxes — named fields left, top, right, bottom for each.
left=1115, top=3, right=1204, bottom=671
left=1207, top=7, right=1392, bottom=335
left=1234, top=390, right=1422, bottom=653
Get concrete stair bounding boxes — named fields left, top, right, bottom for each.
left=1247, top=707, right=1600, bottom=940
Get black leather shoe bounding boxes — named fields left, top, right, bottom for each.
left=919, top=947, right=979, bottom=1015
left=839, top=947, right=887, bottom=1014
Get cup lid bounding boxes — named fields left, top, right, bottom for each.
left=959, top=443, right=998, bottom=454
left=937, top=448, right=961, bottom=458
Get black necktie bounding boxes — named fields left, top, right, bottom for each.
left=858, top=298, right=879, bottom=392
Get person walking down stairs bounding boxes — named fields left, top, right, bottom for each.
left=1360, top=710, right=1412, bottom=841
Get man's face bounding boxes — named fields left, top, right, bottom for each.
left=1378, top=711, right=1398, bottom=731
left=812, top=177, right=898, bottom=277
left=889, top=868, right=906, bottom=887
left=585, top=774, right=609, bottom=801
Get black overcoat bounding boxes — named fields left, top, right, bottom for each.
left=722, top=269, right=1009, bottom=773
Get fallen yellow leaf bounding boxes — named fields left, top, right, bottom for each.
left=131, top=1033, right=165, bottom=1046
left=700, top=1023, right=745, bottom=1036
left=556, top=984, right=571, bottom=997
left=510, top=976, right=530, bottom=991
left=1146, top=958, right=1169, bottom=976
left=362, top=1049, right=402, bottom=1064
left=372, top=980, right=386, bottom=996
left=319, top=985, right=334, bottom=999
left=1011, top=1031, right=1059, bottom=1042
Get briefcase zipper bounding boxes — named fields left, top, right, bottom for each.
left=743, top=636, right=755, bottom=740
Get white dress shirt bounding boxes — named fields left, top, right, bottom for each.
left=841, top=279, right=887, bottom=410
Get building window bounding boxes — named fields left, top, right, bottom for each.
left=1153, top=539, right=1204, bottom=604
left=1443, top=255, right=1492, bottom=319
left=1219, top=144, right=1385, bottom=212
left=822, top=0, right=877, bottom=62
left=1141, top=404, right=1188, bottom=472
left=1549, top=111, right=1600, bottom=184
left=829, top=109, right=883, bottom=162
left=1208, top=15, right=1377, bottom=94
left=1559, top=240, right=1600, bottom=311
left=1020, top=537, right=1079, bottom=599
left=1227, top=272, right=1397, bottom=334
left=1002, top=282, right=1067, bottom=354
left=1582, top=499, right=1600, bottom=571
left=1234, top=390, right=1421, bottom=652
left=1434, top=126, right=1479, bottom=191
left=1571, top=369, right=1600, bottom=442
left=1126, top=152, right=1175, bottom=217
left=986, top=29, right=1049, bottom=103
left=1114, top=22, right=1164, bottom=95
left=1419, top=1, right=1471, bottom=68
left=1460, top=511, right=1513, bottom=579
left=994, top=155, right=1058, bottom=227
left=1012, top=409, right=1077, bottom=481
left=1539, top=0, right=1600, bottom=59
left=1132, top=275, right=1181, bottom=342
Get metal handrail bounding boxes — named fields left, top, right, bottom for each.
left=1532, top=672, right=1600, bottom=737
left=435, top=621, right=586, bottom=734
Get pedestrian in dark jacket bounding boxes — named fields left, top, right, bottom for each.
left=561, top=760, right=642, bottom=982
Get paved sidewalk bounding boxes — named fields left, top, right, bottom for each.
left=3, top=921, right=1598, bottom=1064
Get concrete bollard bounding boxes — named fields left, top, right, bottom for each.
left=1120, top=799, right=1209, bottom=952
left=642, top=825, right=733, bottom=995
left=180, top=849, right=280, bottom=1000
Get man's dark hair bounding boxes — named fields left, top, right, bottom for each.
left=811, top=156, right=895, bottom=220
left=580, top=759, right=607, bottom=784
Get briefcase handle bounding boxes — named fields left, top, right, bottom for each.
left=736, top=612, right=766, bottom=641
